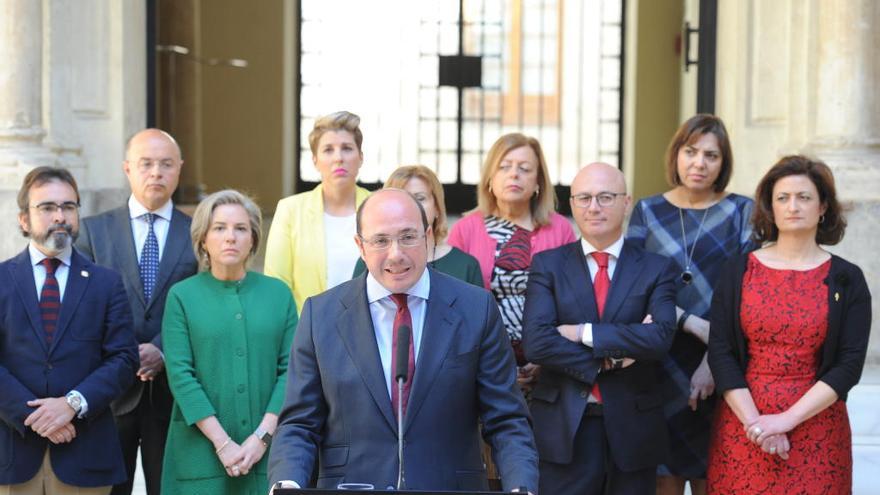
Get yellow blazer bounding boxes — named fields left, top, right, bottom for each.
left=264, top=183, right=371, bottom=313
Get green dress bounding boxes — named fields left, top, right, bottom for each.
left=352, top=246, right=484, bottom=288
left=161, top=271, right=298, bottom=495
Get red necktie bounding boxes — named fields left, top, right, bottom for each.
left=590, top=252, right=610, bottom=402
left=39, top=258, right=62, bottom=345
left=390, top=293, right=415, bottom=419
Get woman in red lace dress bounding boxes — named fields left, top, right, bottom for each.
left=706, top=155, right=872, bottom=494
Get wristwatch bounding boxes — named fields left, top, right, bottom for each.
left=608, top=357, right=626, bottom=370
left=65, top=391, right=83, bottom=415
left=254, top=427, right=273, bottom=447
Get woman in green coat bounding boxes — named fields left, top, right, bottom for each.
left=161, top=190, right=297, bottom=494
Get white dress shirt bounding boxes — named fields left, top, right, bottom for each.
left=29, top=242, right=88, bottom=417
left=129, top=195, right=173, bottom=261
left=578, top=235, right=624, bottom=347
left=365, top=268, right=430, bottom=398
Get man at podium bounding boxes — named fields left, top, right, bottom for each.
left=268, top=189, right=538, bottom=493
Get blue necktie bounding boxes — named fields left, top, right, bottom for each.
left=139, top=213, right=160, bottom=302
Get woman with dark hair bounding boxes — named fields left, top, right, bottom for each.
left=707, top=156, right=870, bottom=494
left=626, top=114, right=755, bottom=494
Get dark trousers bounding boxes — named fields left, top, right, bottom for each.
left=539, top=413, right=654, bottom=495
left=111, top=382, right=170, bottom=495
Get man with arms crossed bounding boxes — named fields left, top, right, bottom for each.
left=269, top=189, right=538, bottom=492
left=76, top=129, right=198, bottom=495
left=523, top=163, right=677, bottom=495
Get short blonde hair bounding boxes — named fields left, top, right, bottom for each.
left=307, top=111, right=363, bottom=155
left=384, top=165, right=449, bottom=243
left=476, top=133, right=556, bottom=227
left=191, top=189, right=263, bottom=270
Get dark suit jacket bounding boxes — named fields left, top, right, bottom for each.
left=522, top=240, right=677, bottom=472
left=76, top=206, right=197, bottom=416
left=0, top=248, right=138, bottom=486
left=268, top=269, right=538, bottom=492
left=708, top=253, right=872, bottom=401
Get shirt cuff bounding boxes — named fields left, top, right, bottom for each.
left=580, top=323, right=593, bottom=347
left=70, top=390, right=88, bottom=418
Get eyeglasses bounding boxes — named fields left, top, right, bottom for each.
left=30, top=202, right=80, bottom=216
left=570, top=193, right=626, bottom=208
left=359, top=232, right=426, bottom=251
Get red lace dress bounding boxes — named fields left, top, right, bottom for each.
left=707, top=255, right=851, bottom=494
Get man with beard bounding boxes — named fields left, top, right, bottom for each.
left=76, top=129, right=197, bottom=495
left=0, top=167, right=138, bottom=494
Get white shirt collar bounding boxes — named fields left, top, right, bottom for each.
left=366, top=266, right=431, bottom=304
left=128, top=195, right=173, bottom=221
left=580, top=235, right=625, bottom=259
left=29, top=242, right=72, bottom=267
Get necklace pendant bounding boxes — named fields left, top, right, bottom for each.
left=681, top=270, right=694, bottom=285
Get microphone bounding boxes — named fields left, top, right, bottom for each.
left=395, top=324, right=411, bottom=490
left=395, top=324, right=411, bottom=383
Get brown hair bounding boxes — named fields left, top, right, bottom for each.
left=476, top=133, right=556, bottom=227
left=307, top=111, right=363, bottom=155
left=665, top=114, right=733, bottom=192
left=17, top=166, right=81, bottom=213
left=751, top=155, right=846, bottom=245
left=191, top=189, right=263, bottom=270
left=17, top=166, right=81, bottom=238
left=384, top=165, right=449, bottom=243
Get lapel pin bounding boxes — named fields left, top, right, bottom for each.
left=81, top=270, right=89, bottom=278
left=834, top=292, right=839, bottom=302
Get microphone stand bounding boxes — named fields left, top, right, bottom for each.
left=394, top=324, right=411, bottom=490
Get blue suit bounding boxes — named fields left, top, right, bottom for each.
left=0, top=248, right=138, bottom=487
left=268, top=269, right=538, bottom=492
left=522, top=240, right=676, bottom=495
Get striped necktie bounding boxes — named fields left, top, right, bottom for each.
left=139, top=213, right=160, bottom=302
left=39, top=258, right=62, bottom=345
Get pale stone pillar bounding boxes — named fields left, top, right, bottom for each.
left=0, top=0, right=57, bottom=259
left=807, top=0, right=880, bottom=201
left=0, top=0, right=56, bottom=168
left=803, top=0, right=880, bottom=366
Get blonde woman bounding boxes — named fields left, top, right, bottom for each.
left=162, top=190, right=297, bottom=494
left=353, top=165, right=482, bottom=287
left=448, top=133, right=575, bottom=387
left=264, top=111, right=370, bottom=312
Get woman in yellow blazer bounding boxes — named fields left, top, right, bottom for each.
left=264, top=111, right=371, bottom=313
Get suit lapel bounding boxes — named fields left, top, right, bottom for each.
left=403, top=272, right=459, bottom=434
left=148, top=209, right=189, bottom=311
left=111, top=207, right=145, bottom=307
left=51, top=251, right=89, bottom=353
left=336, top=277, right=398, bottom=433
left=602, top=241, right=642, bottom=322
left=561, top=242, right=600, bottom=323
left=10, top=249, right=49, bottom=353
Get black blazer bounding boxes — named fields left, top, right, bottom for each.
left=708, top=253, right=872, bottom=401
left=76, top=205, right=198, bottom=415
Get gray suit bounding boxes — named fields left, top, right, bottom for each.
left=76, top=205, right=197, bottom=495
left=268, top=269, right=539, bottom=492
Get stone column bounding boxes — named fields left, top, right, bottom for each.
left=0, top=0, right=56, bottom=169
left=0, top=0, right=57, bottom=259
left=806, top=0, right=880, bottom=364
